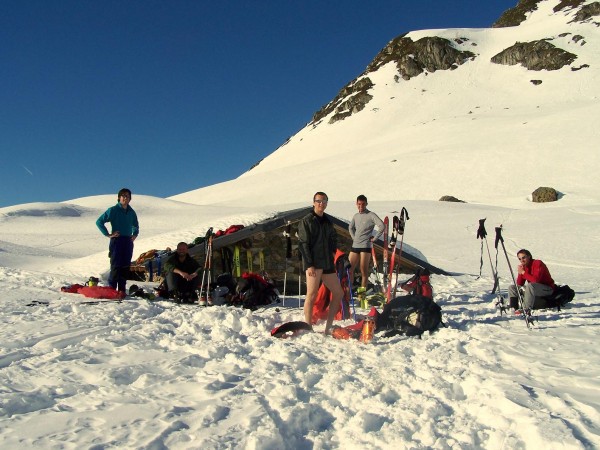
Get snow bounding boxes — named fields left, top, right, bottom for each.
left=1, top=1, right=600, bottom=448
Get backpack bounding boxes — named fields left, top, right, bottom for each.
left=311, top=250, right=352, bottom=323
left=544, top=284, right=575, bottom=310
left=399, top=268, right=433, bottom=299
left=215, top=272, right=237, bottom=293
left=229, top=272, right=278, bottom=310
left=376, top=294, right=442, bottom=337
left=214, top=224, right=245, bottom=238
left=135, top=249, right=157, bottom=265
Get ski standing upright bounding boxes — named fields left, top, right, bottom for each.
left=392, top=207, right=410, bottom=299
left=382, top=216, right=389, bottom=297
left=387, top=215, right=400, bottom=302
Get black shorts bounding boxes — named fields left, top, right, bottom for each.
left=351, top=247, right=371, bottom=254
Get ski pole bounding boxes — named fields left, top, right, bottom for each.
left=282, top=221, right=291, bottom=307
left=347, top=267, right=356, bottom=321
left=297, top=232, right=302, bottom=308
left=393, top=207, right=409, bottom=298
left=198, top=228, right=213, bottom=304
left=207, top=235, right=213, bottom=305
left=495, top=226, right=532, bottom=328
left=199, top=241, right=209, bottom=303
left=298, top=268, right=302, bottom=309
left=477, top=218, right=499, bottom=293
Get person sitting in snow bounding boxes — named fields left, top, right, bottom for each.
left=96, top=188, right=139, bottom=294
left=297, top=191, right=343, bottom=334
left=164, top=242, right=201, bottom=303
left=508, top=249, right=555, bottom=312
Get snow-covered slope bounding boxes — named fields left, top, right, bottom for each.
left=172, top=1, right=600, bottom=207
left=1, top=1, right=600, bottom=448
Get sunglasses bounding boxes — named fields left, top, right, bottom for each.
left=314, top=199, right=328, bottom=204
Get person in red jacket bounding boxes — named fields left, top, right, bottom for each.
left=509, top=249, right=555, bottom=312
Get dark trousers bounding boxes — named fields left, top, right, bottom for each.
left=166, top=271, right=200, bottom=295
left=109, top=236, right=134, bottom=292
left=509, top=282, right=554, bottom=310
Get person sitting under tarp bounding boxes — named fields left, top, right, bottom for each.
left=164, top=242, right=201, bottom=303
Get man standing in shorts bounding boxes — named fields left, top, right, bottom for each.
left=348, top=195, right=384, bottom=289
left=298, top=191, right=343, bottom=334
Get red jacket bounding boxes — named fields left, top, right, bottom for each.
left=517, top=259, right=555, bottom=290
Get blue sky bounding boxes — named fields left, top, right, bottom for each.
left=0, top=0, right=517, bottom=208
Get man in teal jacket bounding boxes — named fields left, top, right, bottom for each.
left=96, top=188, right=139, bottom=293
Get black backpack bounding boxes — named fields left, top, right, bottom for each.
left=544, top=284, right=575, bottom=310
left=376, top=294, right=443, bottom=337
left=229, top=273, right=278, bottom=310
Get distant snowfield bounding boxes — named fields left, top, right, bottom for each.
left=1, top=195, right=599, bottom=449
left=2, top=1, right=600, bottom=448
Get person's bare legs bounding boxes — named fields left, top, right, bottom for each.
left=348, top=251, right=359, bottom=286
left=359, top=252, right=370, bottom=288
left=304, top=267, right=322, bottom=325
left=321, top=272, right=343, bottom=333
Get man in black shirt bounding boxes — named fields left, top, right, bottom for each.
left=164, top=242, right=201, bottom=302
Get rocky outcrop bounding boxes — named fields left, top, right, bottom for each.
left=554, top=0, right=586, bottom=13
left=311, top=77, right=374, bottom=124
left=493, top=0, right=543, bottom=28
left=570, top=2, right=600, bottom=23
left=439, top=195, right=466, bottom=203
left=494, top=0, right=599, bottom=27
left=491, top=40, right=577, bottom=70
left=367, top=36, right=476, bottom=80
left=311, top=36, right=475, bottom=125
left=532, top=187, right=559, bottom=202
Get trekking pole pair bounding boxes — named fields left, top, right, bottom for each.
left=476, top=218, right=500, bottom=294
left=199, top=228, right=213, bottom=306
left=477, top=218, right=509, bottom=314
left=494, top=225, right=533, bottom=328
left=391, top=207, right=409, bottom=300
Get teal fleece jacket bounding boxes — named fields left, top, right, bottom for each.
left=96, top=203, right=139, bottom=237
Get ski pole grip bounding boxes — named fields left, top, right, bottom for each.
left=494, top=226, right=503, bottom=249
left=477, top=218, right=487, bottom=239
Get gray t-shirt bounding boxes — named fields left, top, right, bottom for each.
left=349, top=210, right=384, bottom=248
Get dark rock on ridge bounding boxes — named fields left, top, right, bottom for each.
left=491, top=40, right=577, bottom=70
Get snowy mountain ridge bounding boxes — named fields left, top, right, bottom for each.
left=172, top=0, right=599, bottom=208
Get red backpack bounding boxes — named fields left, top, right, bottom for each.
left=400, top=268, right=433, bottom=299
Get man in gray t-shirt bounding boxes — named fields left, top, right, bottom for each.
left=348, top=195, right=384, bottom=288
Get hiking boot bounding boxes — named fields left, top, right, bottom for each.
left=514, top=309, right=523, bottom=316
left=207, top=296, right=214, bottom=306
left=198, top=297, right=207, bottom=307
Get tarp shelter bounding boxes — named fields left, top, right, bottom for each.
left=131, top=206, right=446, bottom=295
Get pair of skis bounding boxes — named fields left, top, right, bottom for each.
left=387, top=208, right=409, bottom=302
left=233, top=245, right=264, bottom=276
left=372, top=208, right=409, bottom=303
